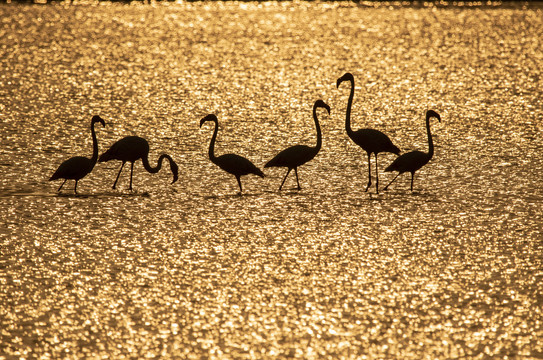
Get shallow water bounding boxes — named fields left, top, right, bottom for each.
left=1, top=2, right=542, bottom=359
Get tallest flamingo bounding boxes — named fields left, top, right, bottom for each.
left=337, top=72, right=400, bottom=193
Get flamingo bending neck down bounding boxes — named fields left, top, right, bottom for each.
left=264, top=99, right=330, bottom=190
left=384, top=110, right=442, bottom=192
left=200, top=114, right=264, bottom=195
left=49, top=115, right=105, bottom=194
left=337, top=72, right=400, bottom=193
left=98, top=136, right=178, bottom=191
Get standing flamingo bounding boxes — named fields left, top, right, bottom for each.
left=337, top=72, right=400, bottom=193
left=98, top=136, right=178, bottom=191
left=200, top=114, right=264, bottom=195
left=384, top=110, right=442, bottom=192
left=264, top=99, right=330, bottom=190
left=49, top=115, right=105, bottom=194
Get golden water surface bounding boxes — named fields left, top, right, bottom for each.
left=1, top=2, right=542, bottom=359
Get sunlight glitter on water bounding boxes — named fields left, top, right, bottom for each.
left=1, top=1, right=542, bottom=359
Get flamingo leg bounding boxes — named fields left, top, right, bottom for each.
left=410, top=172, right=415, bottom=192
left=384, top=172, right=401, bottom=191
left=74, top=179, right=79, bottom=194
left=129, top=161, right=134, bottom=191
left=294, top=167, right=301, bottom=190
left=57, top=179, right=67, bottom=192
left=236, top=175, right=243, bottom=195
left=279, top=168, right=291, bottom=191
left=112, top=161, right=125, bottom=189
left=374, top=153, right=379, bottom=194
left=365, top=152, right=372, bottom=192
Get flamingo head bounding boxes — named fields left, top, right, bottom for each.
left=91, top=115, right=106, bottom=128
left=336, top=72, right=354, bottom=88
left=200, top=114, right=218, bottom=128
left=315, top=100, right=331, bottom=115
left=426, top=110, right=441, bottom=122
left=170, top=162, right=179, bottom=184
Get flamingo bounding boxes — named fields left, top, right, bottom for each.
left=98, top=136, right=178, bottom=191
left=264, top=99, right=330, bottom=190
left=199, top=114, right=264, bottom=195
left=49, top=115, right=105, bottom=194
left=337, top=72, right=400, bottom=193
left=384, top=110, right=442, bottom=192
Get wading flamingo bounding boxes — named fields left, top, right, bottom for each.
left=49, top=115, right=105, bottom=194
left=200, top=114, right=264, bottom=195
left=98, top=136, right=178, bottom=191
left=337, top=72, right=400, bottom=193
left=264, top=99, right=330, bottom=190
left=384, top=110, right=442, bottom=192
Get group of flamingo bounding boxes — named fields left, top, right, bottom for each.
left=50, top=72, right=442, bottom=195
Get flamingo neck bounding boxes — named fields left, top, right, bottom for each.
left=313, top=105, right=322, bottom=153
left=208, top=120, right=218, bottom=162
left=142, top=153, right=167, bottom=174
left=426, top=114, right=434, bottom=160
left=89, top=120, right=99, bottom=166
left=142, top=154, right=178, bottom=185
left=344, top=78, right=355, bottom=138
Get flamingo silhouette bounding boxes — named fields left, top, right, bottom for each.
left=337, top=72, right=400, bottom=193
left=264, top=99, right=330, bottom=190
left=98, top=136, right=178, bottom=191
left=384, top=110, right=442, bottom=192
left=49, top=115, right=105, bottom=194
left=200, top=114, right=264, bottom=195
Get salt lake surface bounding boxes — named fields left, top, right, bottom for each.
left=1, top=2, right=542, bottom=359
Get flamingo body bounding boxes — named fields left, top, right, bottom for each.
left=50, top=156, right=94, bottom=182
left=200, top=114, right=264, bottom=194
left=337, top=72, right=400, bottom=193
left=49, top=115, right=105, bottom=194
left=265, top=99, right=330, bottom=190
left=265, top=144, right=316, bottom=169
left=385, top=150, right=428, bottom=174
left=350, top=128, right=400, bottom=157
left=99, top=135, right=178, bottom=191
left=215, top=153, right=265, bottom=179
left=99, top=136, right=149, bottom=163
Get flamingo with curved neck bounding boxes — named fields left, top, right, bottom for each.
left=384, top=110, right=442, bottom=192
left=99, top=135, right=178, bottom=191
left=49, top=115, right=106, bottom=194
left=337, top=72, right=400, bottom=193
left=264, top=99, right=330, bottom=190
left=200, top=114, right=264, bottom=195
